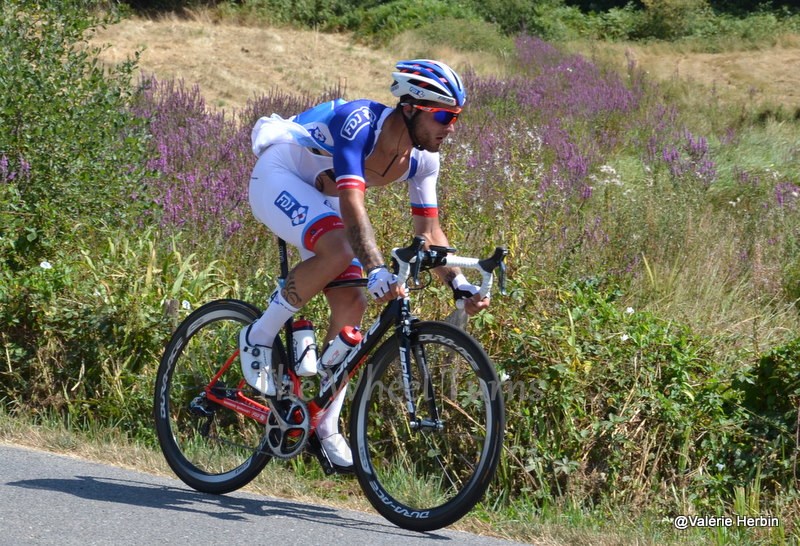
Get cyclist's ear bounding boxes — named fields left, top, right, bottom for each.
left=397, top=97, right=415, bottom=120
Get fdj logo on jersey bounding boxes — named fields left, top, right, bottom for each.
left=341, top=106, right=375, bottom=141
left=274, top=191, right=308, bottom=226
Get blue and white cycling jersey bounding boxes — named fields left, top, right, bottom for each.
left=251, top=99, right=440, bottom=218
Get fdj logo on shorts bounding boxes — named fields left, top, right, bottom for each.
left=275, top=191, right=308, bottom=226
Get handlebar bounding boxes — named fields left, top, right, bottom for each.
left=390, top=236, right=508, bottom=302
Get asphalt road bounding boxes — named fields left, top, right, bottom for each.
left=0, top=443, right=527, bottom=545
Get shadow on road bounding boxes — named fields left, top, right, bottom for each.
left=7, top=474, right=453, bottom=540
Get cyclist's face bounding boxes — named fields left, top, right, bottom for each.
left=408, top=106, right=457, bottom=153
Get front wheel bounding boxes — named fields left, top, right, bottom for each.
left=154, top=299, right=274, bottom=494
left=350, top=321, right=505, bottom=531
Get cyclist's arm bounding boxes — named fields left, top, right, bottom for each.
left=338, top=187, right=382, bottom=270
left=413, top=215, right=489, bottom=315
left=407, top=156, right=475, bottom=294
left=329, top=102, right=386, bottom=270
left=330, top=101, right=405, bottom=301
left=338, top=189, right=405, bottom=302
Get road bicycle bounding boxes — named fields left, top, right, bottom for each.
left=153, top=235, right=508, bottom=531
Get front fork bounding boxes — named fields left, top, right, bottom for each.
left=397, top=299, right=442, bottom=432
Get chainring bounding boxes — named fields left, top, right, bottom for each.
left=265, top=394, right=310, bottom=459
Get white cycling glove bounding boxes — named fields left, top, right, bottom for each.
left=451, top=273, right=480, bottom=302
left=367, top=265, right=397, bottom=299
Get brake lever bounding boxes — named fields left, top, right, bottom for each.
left=498, top=260, right=507, bottom=296
left=476, top=247, right=508, bottom=296
left=411, top=249, right=423, bottom=285
left=392, top=236, right=427, bottom=282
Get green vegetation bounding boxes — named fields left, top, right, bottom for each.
left=2, top=1, right=800, bottom=544
left=1, top=0, right=154, bottom=428
left=205, top=0, right=800, bottom=46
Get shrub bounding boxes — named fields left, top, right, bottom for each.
left=407, top=17, right=513, bottom=56
left=216, top=0, right=358, bottom=28
left=0, top=1, right=153, bottom=429
left=487, top=278, right=750, bottom=506
left=637, top=0, right=713, bottom=39
left=0, top=0, right=150, bottom=265
left=739, top=337, right=800, bottom=419
left=593, top=3, right=645, bottom=41
left=0, top=224, right=234, bottom=438
left=328, top=0, right=481, bottom=44
left=464, top=0, right=540, bottom=35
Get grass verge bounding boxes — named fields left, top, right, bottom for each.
left=2, top=409, right=795, bottom=545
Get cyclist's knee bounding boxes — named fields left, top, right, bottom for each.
left=314, top=231, right=355, bottom=270
left=351, top=291, right=368, bottom=316
left=328, top=287, right=367, bottom=317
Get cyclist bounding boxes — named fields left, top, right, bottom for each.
left=239, top=59, right=490, bottom=471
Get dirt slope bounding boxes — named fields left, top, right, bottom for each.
left=623, top=45, right=800, bottom=108
left=91, top=14, right=397, bottom=109
left=90, top=14, right=800, bottom=112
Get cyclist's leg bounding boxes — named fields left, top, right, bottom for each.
left=309, top=195, right=366, bottom=463
left=322, top=283, right=367, bottom=344
left=247, top=144, right=363, bottom=466
left=246, top=144, right=353, bottom=346
left=316, top=285, right=367, bottom=468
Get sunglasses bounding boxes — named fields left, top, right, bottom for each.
left=404, top=103, right=462, bottom=125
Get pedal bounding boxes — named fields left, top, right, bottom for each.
left=307, top=435, right=335, bottom=475
left=307, top=434, right=355, bottom=475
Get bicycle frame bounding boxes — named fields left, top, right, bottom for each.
left=201, top=238, right=425, bottom=439
left=202, top=352, right=270, bottom=425
left=306, top=297, right=418, bottom=428
left=202, top=235, right=506, bottom=447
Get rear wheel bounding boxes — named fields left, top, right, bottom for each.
left=350, top=321, right=504, bottom=531
left=154, top=299, right=280, bottom=494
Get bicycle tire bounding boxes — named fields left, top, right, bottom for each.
left=154, top=299, right=277, bottom=494
left=349, top=321, right=505, bottom=531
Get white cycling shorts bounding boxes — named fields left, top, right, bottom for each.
left=249, top=143, right=362, bottom=281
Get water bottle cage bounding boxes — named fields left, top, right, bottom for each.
left=296, top=343, right=317, bottom=364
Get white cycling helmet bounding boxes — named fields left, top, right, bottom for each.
left=390, top=59, right=466, bottom=108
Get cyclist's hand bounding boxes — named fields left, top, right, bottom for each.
left=463, top=294, right=490, bottom=316
left=367, top=265, right=405, bottom=302
left=452, top=274, right=489, bottom=317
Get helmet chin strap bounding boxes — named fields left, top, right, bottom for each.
left=399, top=106, right=425, bottom=151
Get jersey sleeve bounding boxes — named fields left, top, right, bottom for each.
left=328, top=101, right=382, bottom=193
left=407, top=151, right=440, bottom=218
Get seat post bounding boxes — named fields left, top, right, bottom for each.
left=277, top=237, right=297, bottom=368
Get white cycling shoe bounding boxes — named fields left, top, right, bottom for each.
left=321, top=433, right=353, bottom=470
left=239, top=326, right=276, bottom=396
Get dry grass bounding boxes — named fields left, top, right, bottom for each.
left=565, top=37, right=800, bottom=110
left=91, top=12, right=800, bottom=114
left=90, top=12, right=398, bottom=108
left=89, top=12, right=513, bottom=111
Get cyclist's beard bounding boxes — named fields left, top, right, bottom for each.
left=409, top=117, right=444, bottom=153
